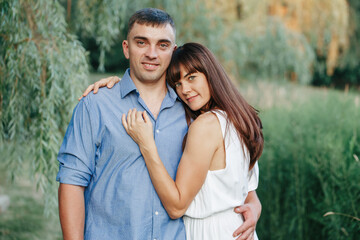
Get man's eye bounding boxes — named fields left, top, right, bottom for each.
left=137, top=41, right=145, bottom=46
left=160, top=43, right=169, bottom=49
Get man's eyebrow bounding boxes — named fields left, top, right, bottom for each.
left=133, top=36, right=172, bottom=44
left=133, top=36, right=148, bottom=41
left=158, top=39, right=172, bottom=44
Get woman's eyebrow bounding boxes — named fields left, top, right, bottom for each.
left=183, top=72, right=191, bottom=78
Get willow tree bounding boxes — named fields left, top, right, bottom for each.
left=336, top=0, right=360, bottom=85
left=0, top=0, right=88, bottom=214
left=62, top=0, right=224, bottom=73
left=237, top=0, right=350, bottom=84
left=61, top=0, right=136, bottom=72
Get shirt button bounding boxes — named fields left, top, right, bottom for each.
left=155, top=211, right=159, bottom=215
left=156, top=129, right=160, bottom=134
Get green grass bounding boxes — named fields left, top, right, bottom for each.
left=242, top=81, right=360, bottom=240
left=0, top=164, right=62, bottom=240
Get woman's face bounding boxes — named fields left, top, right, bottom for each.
left=174, top=65, right=211, bottom=111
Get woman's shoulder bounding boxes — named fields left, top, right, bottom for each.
left=193, top=111, right=220, bottom=126
left=186, top=111, right=223, bottom=147
left=188, top=111, right=221, bottom=136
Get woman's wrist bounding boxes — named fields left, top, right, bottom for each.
left=139, top=141, right=157, bottom=156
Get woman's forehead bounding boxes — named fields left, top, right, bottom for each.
left=179, top=64, right=197, bottom=78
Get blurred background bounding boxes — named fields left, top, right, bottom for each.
left=0, top=0, right=359, bottom=239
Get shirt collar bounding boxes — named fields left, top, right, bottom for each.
left=166, top=83, right=180, bottom=102
left=120, top=68, right=181, bottom=102
left=120, top=69, right=138, bottom=99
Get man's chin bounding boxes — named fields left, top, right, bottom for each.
left=139, top=72, right=165, bottom=83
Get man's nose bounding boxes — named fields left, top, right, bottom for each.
left=145, top=45, right=158, bottom=59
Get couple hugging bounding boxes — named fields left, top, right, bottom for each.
left=57, top=7, right=263, bottom=240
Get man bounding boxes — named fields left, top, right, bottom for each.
left=58, top=8, right=261, bottom=240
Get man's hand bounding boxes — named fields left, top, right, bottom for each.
left=78, top=76, right=120, bottom=101
left=233, top=191, right=261, bottom=240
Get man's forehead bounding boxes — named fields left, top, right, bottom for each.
left=128, top=23, right=175, bottom=41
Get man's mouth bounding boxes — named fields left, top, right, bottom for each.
left=142, top=62, right=159, bottom=70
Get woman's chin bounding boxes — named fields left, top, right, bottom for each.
left=189, top=105, right=202, bottom=112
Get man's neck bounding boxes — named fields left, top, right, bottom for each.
left=133, top=78, right=168, bottom=119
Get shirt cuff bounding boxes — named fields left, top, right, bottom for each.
left=56, top=165, right=91, bottom=187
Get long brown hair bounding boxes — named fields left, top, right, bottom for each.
left=166, top=43, right=263, bottom=169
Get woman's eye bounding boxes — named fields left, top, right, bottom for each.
left=175, top=82, right=181, bottom=88
left=188, top=76, right=195, bottom=80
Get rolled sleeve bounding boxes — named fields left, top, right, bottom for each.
left=248, top=162, right=259, bottom=191
left=56, top=100, right=96, bottom=187
left=56, top=157, right=92, bottom=186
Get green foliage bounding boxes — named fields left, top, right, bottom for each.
left=257, top=91, right=360, bottom=239
left=333, top=0, right=360, bottom=86
left=62, top=0, right=225, bottom=73
left=63, top=1, right=316, bottom=84
left=62, top=0, right=136, bottom=72
left=225, top=18, right=315, bottom=84
left=0, top=0, right=88, bottom=214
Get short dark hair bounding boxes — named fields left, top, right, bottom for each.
left=127, top=8, right=175, bottom=36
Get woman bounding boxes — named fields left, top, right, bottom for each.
left=87, top=43, right=263, bottom=239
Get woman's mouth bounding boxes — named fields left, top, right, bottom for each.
left=186, top=95, right=198, bottom=102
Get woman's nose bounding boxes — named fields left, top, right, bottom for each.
left=181, top=82, right=191, bottom=94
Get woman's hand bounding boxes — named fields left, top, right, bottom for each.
left=78, top=76, right=120, bottom=101
left=122, top=109, right=155, bottom=150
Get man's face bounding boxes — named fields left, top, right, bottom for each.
left=123, top=23, right=176, bottom=84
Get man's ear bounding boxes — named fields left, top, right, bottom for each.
left=173, top=44, right=177, bottom=52
left=122, top=40, right=129, bottom=59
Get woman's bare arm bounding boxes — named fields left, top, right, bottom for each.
left=122, top=110, right=222, bottom=219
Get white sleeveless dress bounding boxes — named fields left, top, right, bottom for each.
left=183, top=110, right=259, bottom=240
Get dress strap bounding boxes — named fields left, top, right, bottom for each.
left=210, top=110, right=227, bottom=138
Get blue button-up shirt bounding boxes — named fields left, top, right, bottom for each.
left=56, top=69, right=188, bottom=240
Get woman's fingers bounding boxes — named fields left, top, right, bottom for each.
left=142, top=111, right=149, bottom=123
left=123, top=109, right=148, bottom=133
left=122, top=114, right=128, bottom=133
left=79, top=76, right=120, bottom=101
left=107, top=81, right=114, bottom=88
left=136, top=110, right=143, bottom=123
left=93, top=81, right=100, bottom=93
left=107, top=76, right=120, bottom=88
left=131, top=108, right=137, bottom=126
left=78, top=84, right=94, bottom=101
left=126, top=109, right=132, bottom=128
